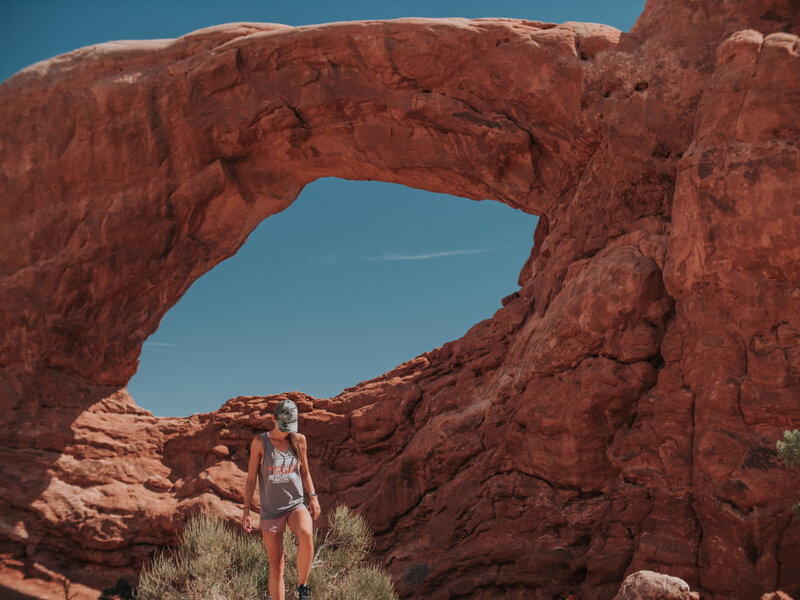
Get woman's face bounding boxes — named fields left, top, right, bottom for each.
left=271, top=418, right=290, bottom=438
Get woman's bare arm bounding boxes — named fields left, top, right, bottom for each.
left=242, top=436, right=262, bottom=527
left=298, top=433, right=321, bottom=518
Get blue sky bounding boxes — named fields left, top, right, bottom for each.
left=2, top=1, right=644, bottom=417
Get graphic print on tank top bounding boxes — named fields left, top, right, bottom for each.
left=269, top=453, right=299, bottom=484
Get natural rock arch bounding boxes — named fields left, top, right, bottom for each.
left=1, top=17, right=599, bottom=388
left=1, top=1, right=799, bottom=598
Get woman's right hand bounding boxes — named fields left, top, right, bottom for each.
left=243, top=510, right=252, bottom=533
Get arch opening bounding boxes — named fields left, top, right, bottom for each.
left=128, top=177, right=539, bottom=416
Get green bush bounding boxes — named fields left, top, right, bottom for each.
left=777, top=429, right=800, bottom=468
left=307, top=504, right=396, bottom=600
left=326, top=564, right=399, bottom=600
left=136, top=505, right=398, bottom=600
left=136, top=511, right=268, bottom=600
left=777, top=429, right=800, bottom=520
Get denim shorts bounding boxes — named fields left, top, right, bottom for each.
left=259, top=504, right=307, bottom=534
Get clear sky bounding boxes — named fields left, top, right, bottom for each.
left=2, top=0, right=645, bottom=417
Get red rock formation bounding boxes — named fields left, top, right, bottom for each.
left=762, top=593, right=797, bottom=600
left=1, top=0, right=799, bottom=598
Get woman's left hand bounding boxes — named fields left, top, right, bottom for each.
left=309, top=496, right=321, bottom=520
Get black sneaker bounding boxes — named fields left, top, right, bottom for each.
left=296, top=584, right=312, bottom=600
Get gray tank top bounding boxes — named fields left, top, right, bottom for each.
left=258, top=432, right=304, bottom=520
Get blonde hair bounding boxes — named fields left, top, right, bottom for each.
left=288, top=432, right=307, bottom=466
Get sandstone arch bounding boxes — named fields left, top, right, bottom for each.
left=1, top=0, right=799, bottom=598
left=0, top=17, right=600, bottom=389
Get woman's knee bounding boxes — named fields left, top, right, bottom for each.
left=262, top=533, right=286, bottom=571
left=269, top=548, right=285, bottom=564
left=297, top=528, right=313, bottom=547
left=289, top=508, right=314, bottom=540
left=268, top=551, right=285, bottom=576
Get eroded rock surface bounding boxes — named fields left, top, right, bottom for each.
left=1, top=0, right=799, bottom=598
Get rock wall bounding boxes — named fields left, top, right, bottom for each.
left=0, top=1, right=798, bottom=598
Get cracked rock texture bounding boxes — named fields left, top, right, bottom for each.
left=1, top=0, right=799, bottom=598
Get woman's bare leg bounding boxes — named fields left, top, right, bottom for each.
left=261, top=530, right=286, bottom=600
left=288, top=507, right=314, bottom=586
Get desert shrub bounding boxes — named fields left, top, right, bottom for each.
left=136, top=505, right=397, bottom=600
left=99, top=577, right=135, bottom=599
left=325, top=564, right=398, bottom=600
left=136, top=511, right=268, bottom=600
left=777, top=429, right=800, bottom=520
left=309, top=504, right=396, bottom=600
left=777, top=429, right=800, bottom=468
left=314, top=504, right=373, bottom=576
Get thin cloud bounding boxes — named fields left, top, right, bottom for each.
left=365, top=248, right=505, bottom=262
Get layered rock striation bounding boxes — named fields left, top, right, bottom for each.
left=1, top=0, right=799, bottom=598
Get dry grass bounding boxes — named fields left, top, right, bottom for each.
left=136, top=505, right=397, bottom=600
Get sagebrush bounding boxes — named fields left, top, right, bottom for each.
left=136, top=505, right=398, bottom=600
left=777, top=429, right=800, bottom=520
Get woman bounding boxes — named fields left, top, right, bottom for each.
left=242, top=399, right=321, bottom=600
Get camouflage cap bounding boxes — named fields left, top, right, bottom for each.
left=274, top=399, right=299, bottom=433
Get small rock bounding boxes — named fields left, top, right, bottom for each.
left=613, top=570, right=699, bottom=600
left=144, top=476, right=172, bottom=492
left=211, top=444, right=230, bottom=457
